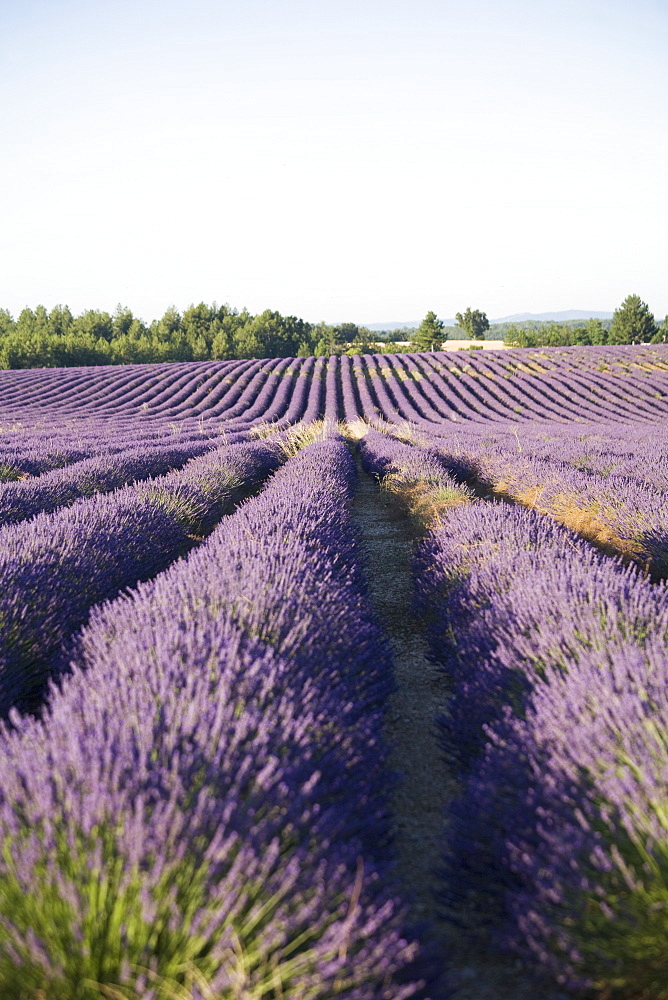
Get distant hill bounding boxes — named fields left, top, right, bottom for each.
left=365, top=311, right=613, bottom=332
left=492, top=310, right=614, bottom=323
left=365, top=321, right=420, bottom=332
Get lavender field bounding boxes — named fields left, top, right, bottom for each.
left=2, top=343, right=668, bottom=999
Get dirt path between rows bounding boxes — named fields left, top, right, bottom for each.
left=350, top=457, right=573, bottom=1000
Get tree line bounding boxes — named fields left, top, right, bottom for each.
left=0, top=295, right=664, bottom=369
left=0, top=304, right=382, bottom=369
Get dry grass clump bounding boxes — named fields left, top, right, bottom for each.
left=341, top=419, right=370, bottom=442
left=341, top=419, right=424, bottom=445
left=251, top=419, right=343, bottom=456
left=277, top=419, right=341, bottom=457
left=382, top=474, right=472, bottom=531
left=248, top=420, right=285, bottom=441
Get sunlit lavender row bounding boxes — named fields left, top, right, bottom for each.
left=2, top=344, right=668, bottom=439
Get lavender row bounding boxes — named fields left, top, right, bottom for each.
left=384, top=347, right=667, bottom=426
left=341, top=351, right=668, bottom=427
left=0, top=439, right=220, bottom=527
left=0, top=441, right=279, bottom=716
left=414, top=418, right=668, bottom=494
left=466, top=420, right=668, bottom=494
left=0, top=359, right=296, bottom=429
left=414, top=501, right=668, bottom=993
left=0, top=439, right=110, bottom=479
left=521, top=433, right=668, bottom=492
left=3, top=345, right=668, bottom=428
left=357, top=429, right=475, bottom=505
left=0, top=440, right=423, bottom=999
left=0, top=422, right=238, bottom=478
left=410, top=353, right=666, bottom=425
left=0, top=360, right=237, bottom=414
left=413, top=425, right=668, bottom=577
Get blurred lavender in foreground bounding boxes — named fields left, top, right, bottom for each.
left=0, top=440, right=424, bottom=999
left=414, top=498, right=668, bottom=993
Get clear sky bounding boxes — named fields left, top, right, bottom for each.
left=1, top=0, right=666, bottom=325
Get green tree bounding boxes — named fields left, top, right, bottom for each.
left=152, top=306, right=182, bottom=343
left=455, top=307, right=490, bottom=340
left=233, top=310, right=312, bottom=359
left=16, top=306, right=50, bottom=340
left=608, top=294, right=657, bottom=344
left=503, top=324, right=538, bottom=348
left=0, top=309, right=14, bottom=336
left=112, top=305, right=137, bottom=339
left=211, top=307, right=248, bottom=360
left=73, top=309, right=114, bottom=343
left=109, top=335, right=155, bottom=364
left=650, top=317, right=668, bottom=344
left=51, top=333, right=110, bottom=367
left=411, top=311, right=444, bottom=352
left=308, top=321, right=337, bottom=357
left=582, top=317, right=607, bottom=345
left=332, top=322, right=366, bottom=346
left=543, top=322, right=573, bottom=347
left=48, top=304, right=74, bottom=338
left=181, top=302, right=224, bottom=356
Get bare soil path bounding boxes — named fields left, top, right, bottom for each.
left=350, top=455, right=574, bottom=1000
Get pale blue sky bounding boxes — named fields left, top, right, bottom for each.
left=1, top=0, right=666, bottom=325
